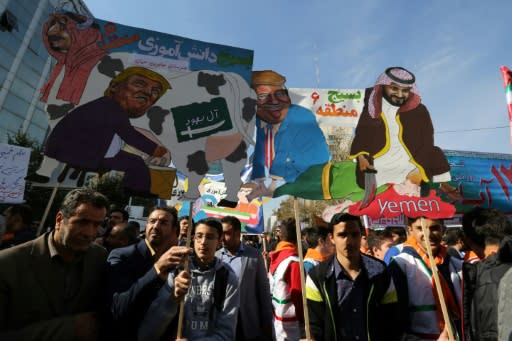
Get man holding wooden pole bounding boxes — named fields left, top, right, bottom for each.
left=388, top=216, right=462, bottom=340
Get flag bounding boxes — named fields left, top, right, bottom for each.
left=499, top=66, right=512, bottom=143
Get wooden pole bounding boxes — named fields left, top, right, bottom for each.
left=36, top=183, right=59, bottom=236
left=262, top=232, right=269, bottom=271
left=362, top=214, right=370, bottom=241
left=293, top=197, right=311, bottom=341
left=176, top=201, right=194, bottom=339
left=420, top=217, right=455, bottom=341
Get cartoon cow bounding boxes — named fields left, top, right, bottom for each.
left=130, top=70, right=257, bottom=207
left=33, top=28, right=256, bottom=204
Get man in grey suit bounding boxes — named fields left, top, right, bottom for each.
left=0, top=188, right=109, bottom=340
left=217, top=216, right=274, bottom=341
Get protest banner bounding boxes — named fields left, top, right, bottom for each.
left=0, top=143, right=31, bottom=204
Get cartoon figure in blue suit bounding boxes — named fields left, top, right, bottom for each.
left=250, top=70, right=330, bottom=198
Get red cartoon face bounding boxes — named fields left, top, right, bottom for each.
left=110, top=74, right=163, bottom=117
left=254, top=84, right=291, bottom=124
left=46, top=15, right=72, bottom=52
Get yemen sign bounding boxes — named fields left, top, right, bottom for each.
left=349, top=186, right=456, bottom=219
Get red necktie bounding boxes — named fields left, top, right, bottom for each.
left=264, top=127, right=273, bottom=169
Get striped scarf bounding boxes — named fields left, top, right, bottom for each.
left=404, top=236, right=461, bottom=332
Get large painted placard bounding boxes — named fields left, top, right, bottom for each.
left=249, top=67, right=456, bottom=219
left=27, top=9, right=255, bottom=207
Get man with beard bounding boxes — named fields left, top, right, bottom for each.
left=105, top=205, right=192, bottom=341
left=139, top=218, right=239, bottom=341
left=274, top=66, right=458, bottom=202
left=389, top=217, right=462, bottom=340
left=0, top=204, right=36, bottom=249
left=216, top=216, right=274, bottom=341
left=108, top=208, right=129, bottom=230
left=350, top=66, right=453, bottom=196
left=104, top=222, right=139, bottom=252
left=177, top=215, right=190, bottom=246
left=0, top=188, right=109, bottom=340
left=40, top=11, right=106, bottom=107
left=305, top=213, right=402, bottom=341
left=249, top=70, right=330, bottom=198
left=38, top=67, right=170, bottom=197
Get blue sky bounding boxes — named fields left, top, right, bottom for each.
left=85, top=0, right=512, bottom=219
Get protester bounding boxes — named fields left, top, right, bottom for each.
left=460, top=207, right=486, bottom=264
left=268, top=223, right=282, bottom=251
left=268, top=218, right=304, bottom=340
left=0, top=188, right=109, bottom=340
left=104, top=222, right=139, bottom=252
left=498, top=267, right=512, bottom=340
left=383, top=225, right=407, bottom=265
left=127, top=220, right=141, bottom=234
left=217, top=216, right=273, bottom=341
left=138, top=218, right=239, bottom=340
left=367, top=229, right=394, bottom=261
left=108, top=208, right=129, bottom=229
left=1, top=204, right=36, bottom=249
left=303, top=225, right=334, bottom=273
left=305, top=213, right=402, bottom=340
left=461, top=207, right=512, bottom=341
left=242, top=234, right=260, bottom=249
left=389, top=217, right=462, bottom=340
left=386, top=225, right=407, bottom=244
left=442, top=227, right=465, bottom=260
left=105, top=205, right=192, bottom=341
left=177, top=215, right=190, bottom=246
left=96, top=208, right=130, bottom=247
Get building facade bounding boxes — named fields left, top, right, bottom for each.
left=0, top=0, right=90, bottom=144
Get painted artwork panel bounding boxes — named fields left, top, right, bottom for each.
left=28, top=9, right=255, bottom=206
left=249, top=68, right=456, bottom=219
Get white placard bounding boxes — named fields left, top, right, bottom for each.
left=0, top=144, right=31, bottom=203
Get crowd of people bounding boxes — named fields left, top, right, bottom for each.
left=0, top=188, right=512, bottom=341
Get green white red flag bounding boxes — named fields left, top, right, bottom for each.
left=499, top=66, right=512, bottom=143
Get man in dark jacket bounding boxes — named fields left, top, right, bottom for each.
left=105, top=205, right=191, bottom=341
left=1, top=204, right=35, bottom=249
left=0, top=188, right=109, bottom=341
left=305, top=213, right=403, bottom=341
left=461, top=207, right=512, bottom=341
